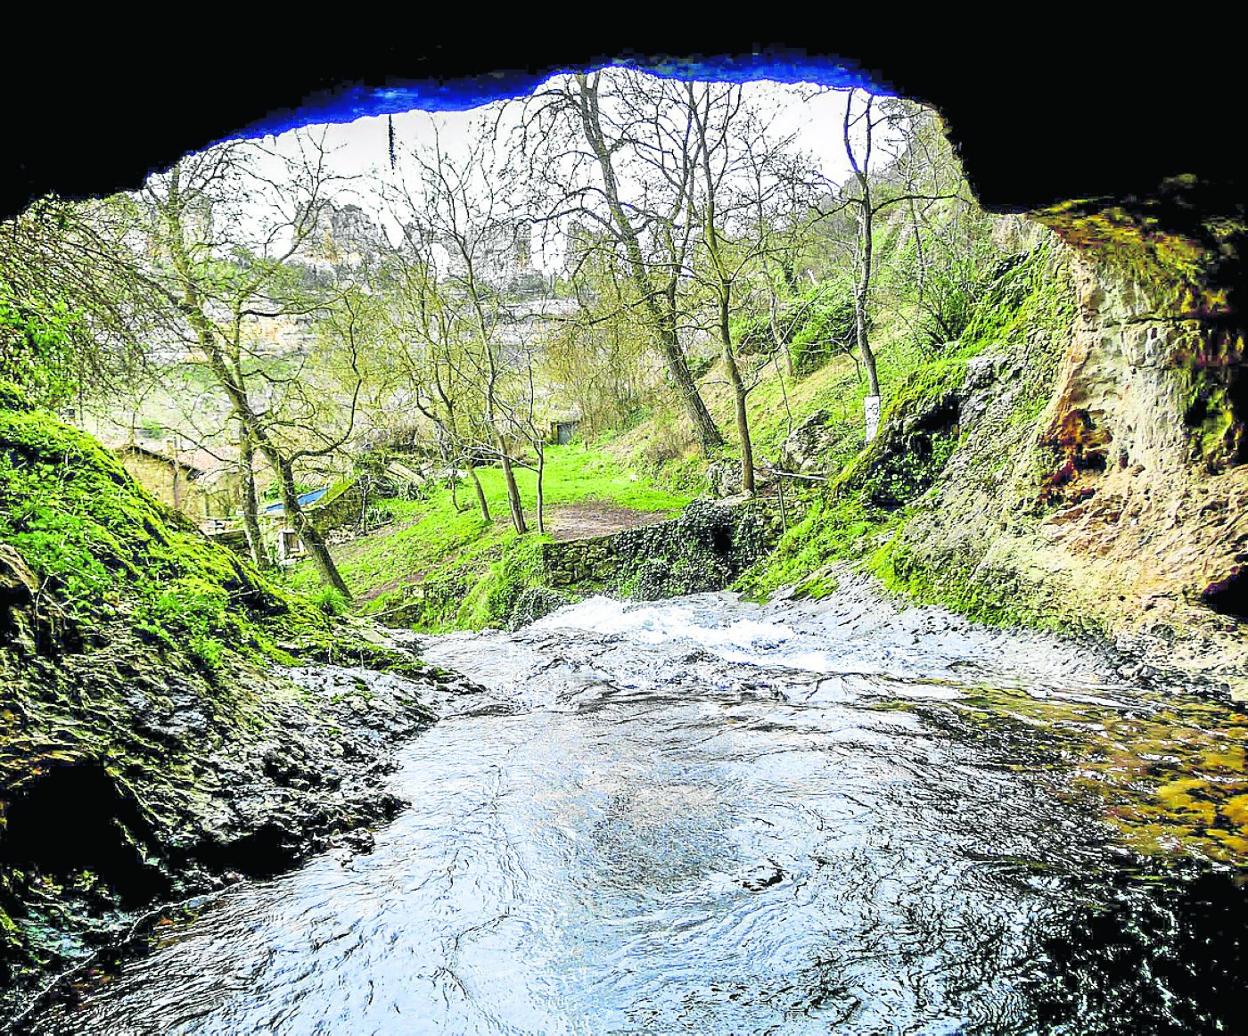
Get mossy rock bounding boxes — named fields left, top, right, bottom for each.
left=508, top=587, right=572, bottom=630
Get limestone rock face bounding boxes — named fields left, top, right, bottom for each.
left=780, top=410, right=843, bottom=475
left=706, top=458, right=742, bottom=498
left=706, top=458, right=775, bottom=499
left=887, top=239, right=1248, bottom=697
left=0, top=544, right=40, bottom=654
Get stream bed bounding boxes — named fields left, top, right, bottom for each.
left=24, top=582, right=1248, bottom=1034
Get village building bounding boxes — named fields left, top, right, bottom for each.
left=258, top=482, right=368, bottom=565
left=114, top=441, right=245, bottom=521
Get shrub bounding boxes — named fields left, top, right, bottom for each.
left=0, top=279, right=80, bottom=409
left=311, top=585, right=350, bottom=616
left=788, top=287, right=860, bottom=376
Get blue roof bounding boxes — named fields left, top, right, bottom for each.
left=262, top=486, right=329, bottom=517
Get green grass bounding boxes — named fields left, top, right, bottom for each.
left=286, top=443, right=694, bottom=629
left=608, top=306, right=927, bottom=490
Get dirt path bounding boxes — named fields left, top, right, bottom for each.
left=547, top=502, right=672, bottom=542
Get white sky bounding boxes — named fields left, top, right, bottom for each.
left=251, top=72, right=862, bottom=273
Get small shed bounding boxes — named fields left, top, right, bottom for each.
left=262, top=487, right=330, bottom=565
left=260, top=483, right=366, bottom=565
left=549, top=418, right=580, bottom=445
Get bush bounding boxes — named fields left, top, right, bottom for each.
left=730, top=310, right=778, bottom=357
left=732, top=280, right=861, bottom=378
left=788, top=286, right=859, bottom=376
left=0, top=279, right=80, bottom=408
left=311, top=585, right=350, bottom=616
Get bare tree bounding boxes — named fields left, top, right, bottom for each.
left=142, top=138, right=360, bottom=595
left=685, top=84, right=813, bottom=494
left=517, top=70, right=724, bottom=453
left=828, top=90, right=958, bottom=439
left=372, top=238, right=494, bottom=522
left=397, top=126, right=530, bottom=534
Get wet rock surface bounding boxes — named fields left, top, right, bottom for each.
left=866, top=240, right=1248, bottom=698
left=0, top=627, right=479, bottom=1025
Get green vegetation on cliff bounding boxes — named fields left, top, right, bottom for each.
left=0, top=386, right=335, bottom=670
left=735, top=240, right=1081, bottom=628
left=0, top=390, right=438, bottom=1008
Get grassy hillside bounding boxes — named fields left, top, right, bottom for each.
left=0, top=385, right=339, bottom=670
left=293, top=292, right=934, bottom=633
left=610, top=304, right=926, bottom=487
left=285, top=444, right=694, bottom=630
left=734, top=240, right=1075, bottom=615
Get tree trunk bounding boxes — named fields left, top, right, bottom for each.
left=718, top=294, right=754, bottom=496
left=448, top=466, right=463, bottom=512
left=535, top=446, right=545, bottom=535
left=853, top=199, right=881, bottom=402
left=497, top=439, right=527, bottom=535
left=277, top=459, right=351, bottom=598
left=845, top=93, right=882, bottom=434
left=660, top=323, right=723, bottom=453
left=574, top=74, right=723, bottom=455
left=467, top=463, right=491, bottom=523
left=854, top=280, right=880, bottom=397
left=239, top=432, right=267, bottom=569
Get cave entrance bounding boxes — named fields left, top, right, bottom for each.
left=0, top=761, right=168, bottom=906
left=1202, top=567, right=1248, bottom=622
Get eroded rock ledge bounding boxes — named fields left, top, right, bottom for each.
left=872, top=233, right=1247, bottom=697
left=0, top=602, right=479, bottom=1023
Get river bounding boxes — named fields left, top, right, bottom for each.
left=23, top=581, right=1248, bottom=1033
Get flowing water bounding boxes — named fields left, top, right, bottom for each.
left=23, top=583, right=1248, bottom=1034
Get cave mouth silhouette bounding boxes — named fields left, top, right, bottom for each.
left=0, top=760, right=170, bottom=907
left=5, top=31, right=1244, bottom=247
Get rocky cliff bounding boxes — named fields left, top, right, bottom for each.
left=0, top=395, right=473, bottom=1019
left=770, top=227, right=1247, bottom=698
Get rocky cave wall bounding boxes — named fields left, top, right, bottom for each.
left=882, top=225, right=1247, bottom=697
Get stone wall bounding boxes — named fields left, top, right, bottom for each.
left=310, top=482, right=366, bottom=536
left=540, top=498, right=782, bottom=600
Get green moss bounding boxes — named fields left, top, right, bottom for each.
left=1177, top=331, right=1247, bottom=469
left=738, top=240, right=1083, bottom=635
left=736, top=494, right=895, bottom=601
left=867, top=534, right=1092, bottom=633
left=0, top=393, right=342, bottom=666
left=456, top=536, right=548, bottom=630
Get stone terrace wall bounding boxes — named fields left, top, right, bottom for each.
left=539, top=498, right=782, bottom=600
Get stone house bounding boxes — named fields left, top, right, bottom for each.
left=260, top=482, right=366, bottom=565
left=115, top=442, right=233, bottom=520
